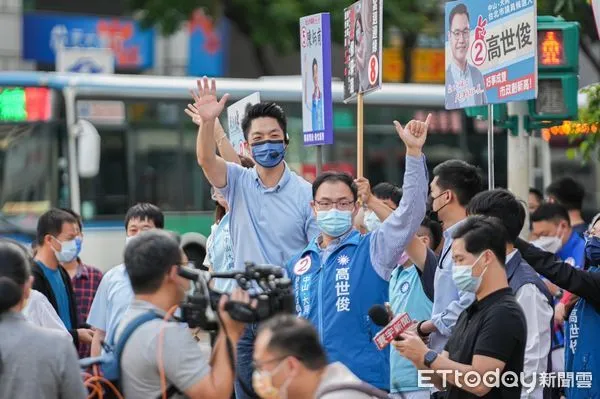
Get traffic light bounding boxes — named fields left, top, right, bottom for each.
left=529, top=16, right=580, bottom=121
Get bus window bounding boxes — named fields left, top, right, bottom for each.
left=79, top=128, right=129, bottom=219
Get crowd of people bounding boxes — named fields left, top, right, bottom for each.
left=0, top=77, right=599, bottom=399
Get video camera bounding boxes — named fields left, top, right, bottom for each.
left=178, top=262, right=295, bottom=331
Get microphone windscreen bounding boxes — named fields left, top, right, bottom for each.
left=368, top=304, right=391, bottom=327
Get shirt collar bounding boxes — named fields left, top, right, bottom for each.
left=251, top=163, right=292, bottom=193
left=450, top=61, right=471, bottom=80
left=467, top=287, right=513, bottom=315
left=505, top=249, right=518, bottom=264
left=316, top=229, right=355, bottom=250
left=443, top=218, right=467, bottom=241
left=306, top=229, right=361, bottom=255
left=74, top=262, right=89, bottom=280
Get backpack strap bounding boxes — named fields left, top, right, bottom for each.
left=317, top=382, right=389, bottom=398
left=114, top=311, right=162, bottom=362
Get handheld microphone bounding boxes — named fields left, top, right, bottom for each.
left=368, top=304, right=413, bottom=350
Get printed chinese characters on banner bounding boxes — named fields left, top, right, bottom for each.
left=444, top=0, right=537, bottom=110
left=343, top=0, right=383, bottom=102
left=300, top=13, right=334, bottom=146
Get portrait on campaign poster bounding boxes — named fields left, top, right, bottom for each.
left=227, top=92, right=260, bottom=156
left=300, top=13, right=333, bottom=146
left=444, top=0, right=537, bottom=110
left=343, top=0, right=383, bottom=101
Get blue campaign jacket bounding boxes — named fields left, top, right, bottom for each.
left=286, top=230, right=390, bottom=390
left=564, top=266, right=599, bottom=399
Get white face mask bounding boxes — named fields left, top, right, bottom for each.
left=364, top=210, right=382, bottom=232
left=530, top=236, right=563, bottom=254
left=125, top=235, right=135, bottom=246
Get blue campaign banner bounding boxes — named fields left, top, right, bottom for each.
left=444, top=0, right=537, bottom=109
left=187, top=11, right=229, bottom=76
left=300, top=13, right=334, bottom=146
left=22, top=12, right=155, bottom=70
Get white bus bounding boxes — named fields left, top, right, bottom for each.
left=0, top=71, right=592, bottom=270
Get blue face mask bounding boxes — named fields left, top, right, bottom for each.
left=317, top=209, right=353, bottom=238
left=75, top=236, right=83, bottom=257
left=452, top=252, right=487, bottom=293
left=52, top=237, right=79, bottom=263
left=251, top=140, right=286, bottom=168
left=585, top=236, right=600, bottom=265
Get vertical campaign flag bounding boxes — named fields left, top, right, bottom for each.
left=343, top=0, right=384, bottom=102
left=227, top=93, right=260, bottom=156
left=300, top=13, right=334, bottom=146
left=444, top=0, right=537, bottom=110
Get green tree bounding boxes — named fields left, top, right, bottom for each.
left=127, top=0, right=440, bottom=79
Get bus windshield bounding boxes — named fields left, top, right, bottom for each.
left=0, top=123, right=58, bottom=232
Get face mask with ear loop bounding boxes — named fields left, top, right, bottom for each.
left=252, top=360, right=293, bottom=399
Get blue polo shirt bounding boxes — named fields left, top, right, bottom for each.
left=219, top=162, right=319, bottom=271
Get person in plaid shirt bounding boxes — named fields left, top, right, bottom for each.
left=61, top=209, right=103, bottom=358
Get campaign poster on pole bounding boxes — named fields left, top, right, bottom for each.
left=343, top=0, right=383, bottom=102
left=227, top=92, right=260, bottom=156
left=300, top=13, right=334, bottom=146
left=444, top=0, right=537, bottom=110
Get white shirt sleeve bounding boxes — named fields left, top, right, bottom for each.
left=515, top=284, right=553, bottom=399
left=23, top=290, right=72, bottom=340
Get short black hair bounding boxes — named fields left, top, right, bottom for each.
left=531, top=203, right=570, bottom=225
left=420, top=216, right=443, bottom=250
left=433, top=160, right=483, bottom=206
left=124, top=230, right=182, bottom=294
left=258, top=314, right=328, bottom=370
left=312, top=172, right=358, bottom=201
left=372, top=182, right=402, bottom=207
left=0, top=239, right=31, bottom=313
left=466, top=189, right=526, bottom=243
left=60, top=208, right=82, bottom=231
left=529, top=188, right=543, bottom=203
left=452, top=215, right=508, bottom=265
left=36, top=208, right=78, bottom=246
left=241, top=102, right=288, bottom=144
left=449, top=3, right=470, bottom=28
left=312, top=58, right=318, bottom=70
left=546, top=177, right=585, bottom=211
left=124, top=203, right=164, bottom=230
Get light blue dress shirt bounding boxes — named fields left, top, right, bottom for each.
left=219, top=162, right=319, bottom=271
left=429, top=218, right=476, bottom=353
left=87, top=264, right=134, bottom=344
left=204, top=213, right=237, bottom=293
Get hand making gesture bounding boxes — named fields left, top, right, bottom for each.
left=184, top=77, right=230, bottom=124
left=393, top=113, right=431, bottom=157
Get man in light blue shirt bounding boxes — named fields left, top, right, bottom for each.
left=413, top=160, right=483, bottom=355
left=190, top=77, right=319, bottom=398
left=87, top=203, right=164, bottom=356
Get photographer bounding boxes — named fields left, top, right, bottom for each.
left=116, top=230, right=248, bottom=399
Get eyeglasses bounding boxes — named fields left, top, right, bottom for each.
left=314, top=199, right=355, bottom=211
left=450, top=29, right=470, bottom=39
left=252, top=356, right=287, bottom=372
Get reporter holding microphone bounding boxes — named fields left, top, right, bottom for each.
left=116, top=230, right=250, bottom=399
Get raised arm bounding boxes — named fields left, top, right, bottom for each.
left=185, top=78, right=230, bottom=188
left=368, top=115, right=430, bottom=280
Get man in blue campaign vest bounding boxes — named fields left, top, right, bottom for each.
left=286, top=115, right=431, bottom=390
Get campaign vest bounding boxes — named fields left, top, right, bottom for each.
left=286, top=230, right=390, bottom=390
left=564, top=267, right=600, bottom=399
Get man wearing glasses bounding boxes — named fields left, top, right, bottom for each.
left=285, top=115, right=431, bottom=392
left=445, top=3, right=487, bottom=109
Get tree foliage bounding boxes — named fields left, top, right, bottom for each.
left=565, top=84, right=600, bottom=162
left=127, top=0, right=440, bottom=76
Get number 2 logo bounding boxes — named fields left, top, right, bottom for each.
left=471, top=39, right=486, bottom=66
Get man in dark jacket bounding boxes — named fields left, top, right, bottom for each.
left=32, top=208, right=93, bottom=347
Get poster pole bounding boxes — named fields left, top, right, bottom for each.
left=357, top=92, right=364, bottom=178
left=316, top=145, right=323, bottom=175
left=487, top=104, right=495, bottom=189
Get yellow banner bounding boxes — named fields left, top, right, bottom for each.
left=411, top=48, right=445, bottom=83
left=383, top=48, right=404, bottom=83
